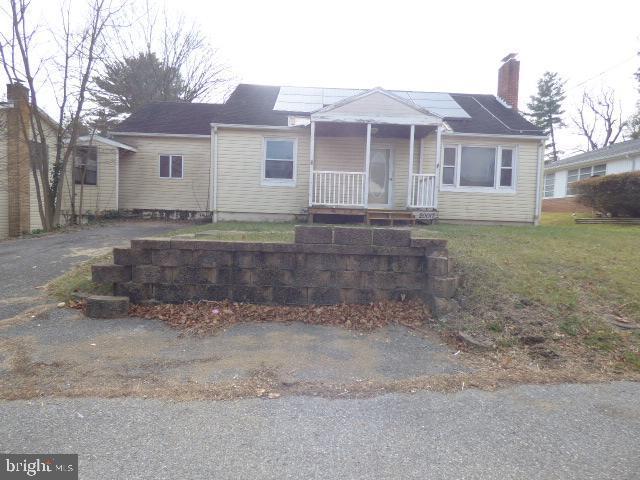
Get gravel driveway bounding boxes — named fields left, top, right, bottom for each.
left=0, top=221, right=179, bottom=320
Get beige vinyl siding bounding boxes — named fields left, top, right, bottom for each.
left=435, top=135, right=540, bottom=223
left=0, top=111, right=8, bottom=239
left=328, top=92, right=421, bottom=118
left=117, top=135, right=211, bottom=211
left=73, top=144, right=119, bottom=214
left=217, top=129, right=309, bottom=215
left=29, top=120, right=63, bottom=231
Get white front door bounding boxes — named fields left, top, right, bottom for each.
left=368, top=147, right=393, bottom=207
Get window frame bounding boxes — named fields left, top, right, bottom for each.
left=159, top=154, right=184, bottom=180
left=74, top=145, right=98, bottom=186
left=544, top=172, right=555, bottom=198
left=261, top=137, right=298, bottom=187
left=566, top=163, right=606, bottom=196
left=440, top=143, right=518, bottom=193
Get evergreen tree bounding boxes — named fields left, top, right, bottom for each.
left=92, top=51, right=188, bottom=121
left=526, top=72, right=567, bottom=161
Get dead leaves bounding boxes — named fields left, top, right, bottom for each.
left=129, top=300, right=430, bottom=336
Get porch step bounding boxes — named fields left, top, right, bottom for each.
left=366, top=210, right=415, bottom=226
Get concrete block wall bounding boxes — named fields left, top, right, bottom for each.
left=92, top=226, right=459, bottom=316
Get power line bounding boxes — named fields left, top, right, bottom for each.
left=566, top=53, right=638, bottom=91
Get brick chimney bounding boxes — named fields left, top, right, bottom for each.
left=497, top=53, right=520, bottom=110
left=6, top=82, right=29, bottom=104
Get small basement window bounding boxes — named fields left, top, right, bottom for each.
left=263, top=138, right=296, bottom=185
left=160, top=155, right=183, bottom=179
left=74, top=146, right=98, bottom=185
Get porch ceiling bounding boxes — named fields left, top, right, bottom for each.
left=315, top=122, right=435, bottom=139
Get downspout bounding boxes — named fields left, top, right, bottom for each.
left=210, top=125, right=219, bottom=223
left=534, top=139, right=544, bottom=225
left=115, top=149, right=119, bottom=211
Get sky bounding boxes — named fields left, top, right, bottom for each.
left=18, top=0, right=640, bottom=156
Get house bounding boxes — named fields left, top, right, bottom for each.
left=543, top=139, right=640, bottom=212
left=0, top=83, right=136, bottom=239
left=1, top=55, right=546, bottom=239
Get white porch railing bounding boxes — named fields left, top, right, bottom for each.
left=311, top=170, right=366, bottom=207
left=408, top=174, right=436, bottom=208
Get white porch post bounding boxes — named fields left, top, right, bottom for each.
left=364, top=123, right=372, bottom=207
left=406, top=124, right=415, bottom=208
left=434, top=124, right=443, bottom=209
left=308, top=121, right=316, bottom=207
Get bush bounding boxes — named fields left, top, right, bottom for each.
left=574, top=171, right=640, bottom=217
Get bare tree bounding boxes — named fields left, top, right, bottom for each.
left=0, top=0, right=122, bottom=230
left=572, top=89, right=626, bottom=152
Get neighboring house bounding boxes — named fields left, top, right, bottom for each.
left=0, top=83, right=135, bottom=240
left=543, top=139, right=640, bottom=212
left=108, top=55, right=545, bottom=225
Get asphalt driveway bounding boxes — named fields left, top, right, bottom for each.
left=1, top=382, right=638, bottom=479
left=0, top=221, right=179, bottom=320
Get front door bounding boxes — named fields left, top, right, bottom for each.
left=368, top=147, right=392, bottom=207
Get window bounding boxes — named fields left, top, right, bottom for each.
left=544, top=173, right=555, bottom=198
left=160, top=155, right=183, bottom=179
left=263, top=138, right=296, bottom=185
left=442, top=147, right=457, bottom=185
left=441, top=145, right=516, bottom=190
left=500, top=149, right=514, bottom=187
left=74, top=146, right=97, bottom=185
left=566, top=164, right=606, bottom=195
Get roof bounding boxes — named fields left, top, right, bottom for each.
left=545, top=138, right=640, bottom=171
left=76, top=135, right=137, bottom=152
left=112, top=83, right=543, bottom=137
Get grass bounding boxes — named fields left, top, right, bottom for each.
left=46, top=213, right=640, bottom=372
left=47, top=252, right=114, bottom=302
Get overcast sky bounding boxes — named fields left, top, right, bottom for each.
left=26, top=0, right=640, bottom=156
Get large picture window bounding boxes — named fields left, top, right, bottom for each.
left=160, top=155, right=183, bottom=179
left=441, top=145, right=516, bottom=191
left=74, top=146, right=98, bottom=185
left=263, top=138, right=296, bottom=185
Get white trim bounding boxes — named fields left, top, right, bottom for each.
left=211, top=123, right=304, bottom=131
left=439, top=143, right=518, bottom=193
left=364, top=123, right=372, bottom=206
left=261, top=137, right=298, bottom=187
left=442, top=132, right=547, bottom=141
left=209, top=126, right=217, bottom=215
left=535, top=140, right=544, bottom=224
left=434, top=125, right=443, bottom=209
left=115, top=149, right=119, bottom=210
left=111, top=131, right=210, bottom=139
left=77, top=135, right=137, bottom=152
left=159, top=154, right=184, bottom=179
left=406, top=125, right=415, bottom=207
left=308, top=121, right=315, bottom=207
left=311, top=113, right=441, bottom=126
left=213, top=127, right=219, bottom=222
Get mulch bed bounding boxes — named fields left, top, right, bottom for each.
left=128, top=300, right=431, bottom=335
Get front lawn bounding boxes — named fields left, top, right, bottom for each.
left=49, top=214, right=640, bottom=373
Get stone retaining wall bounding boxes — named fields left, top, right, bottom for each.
left=92, top=226, right=459, bottom=316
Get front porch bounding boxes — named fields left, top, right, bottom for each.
left=305, top=89, right=444, bottom=222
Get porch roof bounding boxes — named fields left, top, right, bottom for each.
left=310, top=88, right=443, bottom=126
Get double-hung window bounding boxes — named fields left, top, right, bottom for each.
left=441, top=145, right=516, bottom=190
left=566, top=164, right=605, bottom=195
left=160, top=155, right=183, bottom=179
left=263, top=138, right=296, bottom=186
left=74, top=146, right=98, bottom=185
left=544, top=173, right=555, bottom=198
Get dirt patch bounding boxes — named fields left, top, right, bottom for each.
left=127, top=300, right=430, bottom=335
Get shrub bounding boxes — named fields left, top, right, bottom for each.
left=574, top=171, right=640, bottom=217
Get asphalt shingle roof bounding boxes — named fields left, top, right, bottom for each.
left=113, top=84, right=543, bottom=137
left=545, top=138, right=640, bottom=170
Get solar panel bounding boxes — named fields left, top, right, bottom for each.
left=273, top=86, right=471, bottom=119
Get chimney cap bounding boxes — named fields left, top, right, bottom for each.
left=501, top=53, right=518, bottom=63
